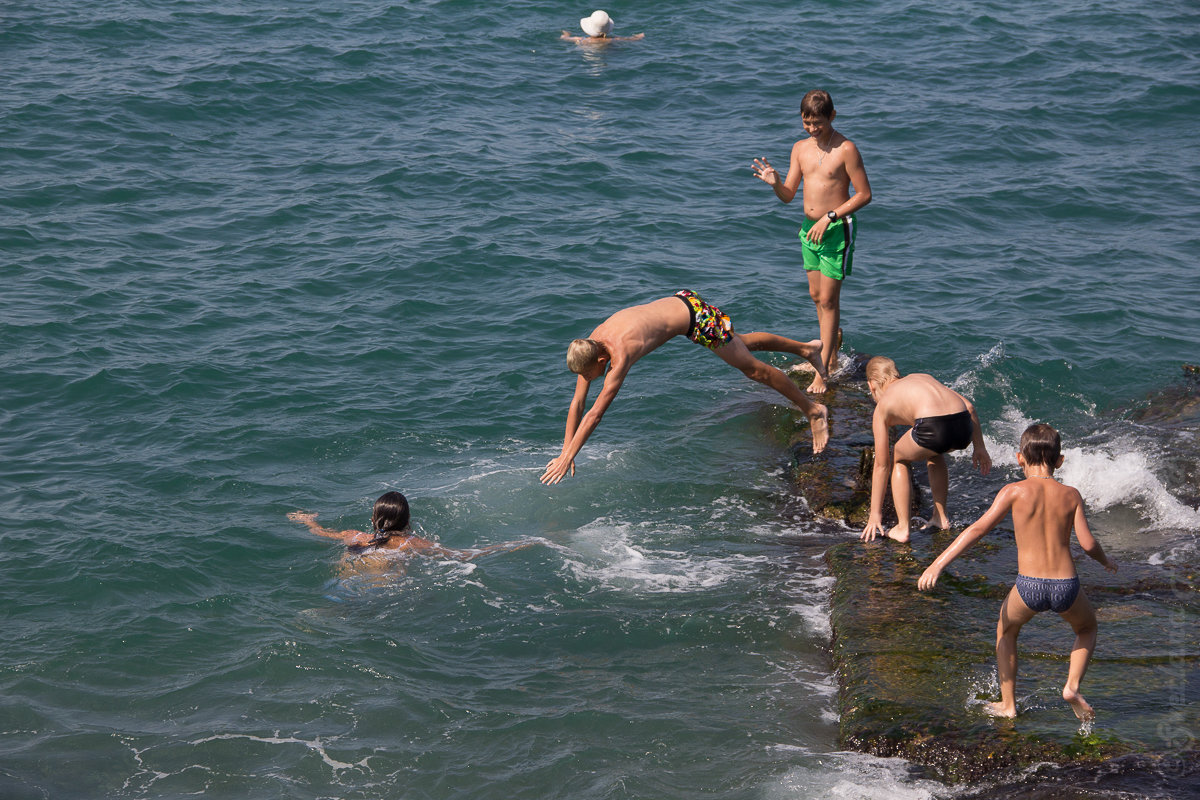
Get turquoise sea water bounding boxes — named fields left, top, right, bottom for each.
left=2, top=1, right=1198, bottom=797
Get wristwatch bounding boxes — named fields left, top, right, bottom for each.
left=827, top=210, right=839, bottom=222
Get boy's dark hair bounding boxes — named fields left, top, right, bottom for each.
left=801, top=89, right=835, bottom=119
left=1020, top=423, right=1061, bottom=468
left=371, top=491, right=411, bottom=534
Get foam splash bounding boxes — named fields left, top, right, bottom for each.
left=191, top=732, right=368, bottom=771
left=559, top=518, right=750, bottom=593
left=765, top=748, right=953, bottom=799
left=963, top=406, right=1200, bottom=531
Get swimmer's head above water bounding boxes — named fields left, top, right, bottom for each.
left=579, top=10, right=614, bottom=37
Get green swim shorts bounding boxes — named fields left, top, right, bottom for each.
left=799, top=215, right=856, bottom=280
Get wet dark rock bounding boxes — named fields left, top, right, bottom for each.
left=783, top=354, right=920, bottom=526
left=778, top=358, right=1200, bottom=785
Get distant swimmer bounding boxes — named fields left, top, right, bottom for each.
left=918, top=423, right=1118, bottom=723
left=752, top=89, right=872, bottom=393
left=560, top=10, right=644, bottom=43
left=288, top=491, right=535, bottom=561
left=540, top=291, right=830, bottom=485
left=860, top=356, right=991, bottom=543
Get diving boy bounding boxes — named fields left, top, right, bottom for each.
left=540, top=291, right=829, bottom=484
left=918, top=423, right=1118, bottom=721
left=860, top=356, right=991, bottom=542
left=752, top=89, right=872, bottom=393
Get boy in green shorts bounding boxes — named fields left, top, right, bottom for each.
left=752, top=89, right=872, bottom=393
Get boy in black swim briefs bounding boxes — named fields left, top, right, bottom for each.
left=860, top=356, right=991, bottom=543
left=540, top=291, right=831, bottom=484
left=919, top=423, right=1117, bottom=722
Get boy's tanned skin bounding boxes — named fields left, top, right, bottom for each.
left=918, top=424, right=1117, bottom=722
left=861, top=357, right=990, bottom=543
left=752, top=90, right=872, bottom=393
left=540, top=295, right=829, bottom=485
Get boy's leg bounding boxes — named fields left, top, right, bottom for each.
left=990, top=586, right=1038, bottom=717
left=921, top=454, right=951, bottom=530
left=805, top=271, right=843, bottom=394
left=738, top=331, right=827, bottom=379
left=713, top=337, right=829, bottom=453
left=1059, top=591, right=1099, bottom=722
left=887, top=431, right=937, bottom=542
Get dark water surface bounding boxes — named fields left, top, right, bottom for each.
left=2, top=1, right=1198, bottom=797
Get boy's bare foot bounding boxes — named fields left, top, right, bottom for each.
left=919, top=515, right=951, bottom=532
left=885, top=524, right=911, bottom=543
left=800, top=338, right=827, bottom=376
left=807, top=374, right=828, bottom=394
left=808, top=404, right=829, bottom=454
left=984, top=701, right=1017, bottom=718
left=1063, top=687, right=1094, bottom=723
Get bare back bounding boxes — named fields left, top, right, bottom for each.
left=1008, top=478, right=1085, bottom=579
left=589, top=296, right=692, bottom=372
left=876, top=373, right=968, bottom=427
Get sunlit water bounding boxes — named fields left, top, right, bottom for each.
left=2, top=1, right=1197, bottom=797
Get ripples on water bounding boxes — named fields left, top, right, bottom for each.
left=2, top=0, right=1198, bottom=797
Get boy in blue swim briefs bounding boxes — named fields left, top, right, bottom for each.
left=752, top=89, right=872, bottom=394
left=918, top=423, right=1118, bottom=722
left=540, top=292, right=830, bottom=484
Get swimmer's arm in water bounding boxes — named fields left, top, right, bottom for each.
left=559, top=31, right=645, bottom=43
left=412, top=538, right=539, bottom=561
left=287, top=511, right=359, bottom=542
left=917, top=484, right=1017, bottom=590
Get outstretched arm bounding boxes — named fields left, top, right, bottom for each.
left=417, top=538, right=540, bottom=561
left=287, top=511, right=357, bottom=542
left=540, top=366, right=628, bottom=485
left=1072, top=494, right=1117, bottom=573
left=860, top=409, right=894, bottom=542
left=918, top=485, right=1016, bottom=590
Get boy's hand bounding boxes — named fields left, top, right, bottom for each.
left=860, top=517, right=886, bottom=542
left=287, top=511, right=316, bottom=524
left=805, top=216, right=831, bottom=243
left=751, top=157, right=779, bottom=186
left=540, top=455, right=575, bottom=485
left=973, top=448, right=992, bottom=475
left=917, top=564, right=941, bottom=591
left=1104, top=558, right=1118, bottom=573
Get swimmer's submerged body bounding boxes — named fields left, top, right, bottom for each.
left=288, top=493, right=538, bottom=572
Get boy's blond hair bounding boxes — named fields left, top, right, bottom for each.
left=567, top=338, right=605, bottom=374
left=865, top=355, right=901, bottom=387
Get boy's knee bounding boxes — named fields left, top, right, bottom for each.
left=741, top=361, right=771, bottom=383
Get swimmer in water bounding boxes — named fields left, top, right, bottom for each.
left=560, top=10, right=644, bottom=43
left=288, top=491, right=535, bottom=561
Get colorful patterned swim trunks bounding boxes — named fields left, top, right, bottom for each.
left=675, top=290, right=735, bottom=350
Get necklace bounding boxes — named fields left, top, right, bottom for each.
left=1030, top=475, right=1055, bottom=480
left=815, top=140, right=829, bottom=166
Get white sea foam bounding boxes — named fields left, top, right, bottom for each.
left=764, top=749, right=954, bottom=799
left=958, top=406, right=1200, bottom=531
left=559, top=518, right=752, bottom=593
left=190, top=732, right=368, bottom=771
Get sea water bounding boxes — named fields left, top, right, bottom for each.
left=2, top=1, right=1198, bottom=797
